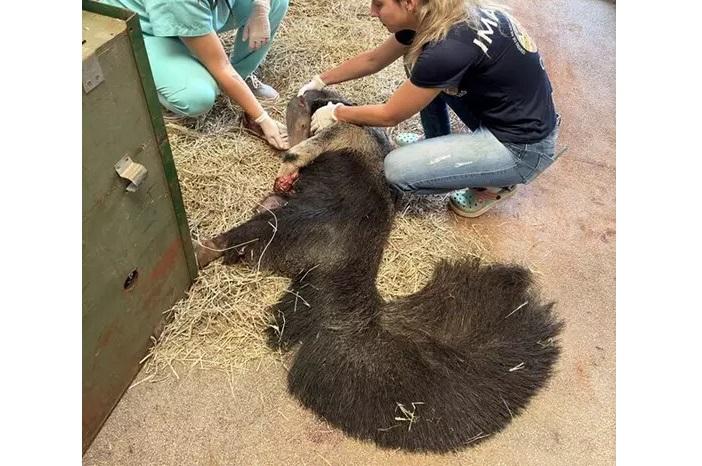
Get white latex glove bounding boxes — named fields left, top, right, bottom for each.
left=255, top=111, right=289, bottom=150
left=296, top=75, right=326, bottom=97
left=310, top=102, right=343, bottom=134
left=242, top=0, right=271, bottom=50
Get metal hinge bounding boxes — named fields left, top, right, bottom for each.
left=82, top=54, right=104, bottom=94
left=115, top=155, right=148, bottom=192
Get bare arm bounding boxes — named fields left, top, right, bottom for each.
left=320, top=35, right=409, bottom=86
left=334, top=79, right=442, bottom=127
left=181, top=33, right=264, bottom=119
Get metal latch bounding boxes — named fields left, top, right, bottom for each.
left=82, top=54, right=104, bottom=93
left=115, top=156, right=148, bottom=192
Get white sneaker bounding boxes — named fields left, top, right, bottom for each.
left=246, top=74, right=280, bottom=101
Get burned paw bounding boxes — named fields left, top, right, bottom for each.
left=273, top=172, right=299, bottom=193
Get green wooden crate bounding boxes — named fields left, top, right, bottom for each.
left=82, top=0, right=197, bottom=453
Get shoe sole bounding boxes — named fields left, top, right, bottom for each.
left=449, top=188, right=517, bottom=218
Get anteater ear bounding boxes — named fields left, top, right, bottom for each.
left=298, top=96, right=306, bottom=105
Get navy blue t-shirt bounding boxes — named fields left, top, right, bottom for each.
left=395, top=9, right=557, bottom=143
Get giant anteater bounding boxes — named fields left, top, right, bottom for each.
left=194, top=89, right=564, bottom=453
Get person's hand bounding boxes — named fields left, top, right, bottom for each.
left=297, top=75, right=326, bottom=97
left=311, top=102, right=343, bottom=134
left=255, top=111, right=289, bottom=150
left=242, top=0, right=271, bottom=50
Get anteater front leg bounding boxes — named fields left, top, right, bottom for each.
left=274, top=123, right=368, bottom=192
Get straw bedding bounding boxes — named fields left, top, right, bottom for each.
left=138, top=0, right=491, bottom=382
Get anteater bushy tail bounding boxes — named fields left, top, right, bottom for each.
left=282, top=258, right=563, bottom=452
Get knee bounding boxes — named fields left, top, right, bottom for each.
left=160, top=83, right=217, bottom=117
left=383, top=152, right=411, bottom=192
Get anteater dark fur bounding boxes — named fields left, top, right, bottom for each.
left=195, top=90, right=564, bottom=453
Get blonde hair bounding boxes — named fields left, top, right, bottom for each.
left=405, top=0, right=505, bottom=66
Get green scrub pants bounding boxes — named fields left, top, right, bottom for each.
left=144, top=0, right=288, bottom=117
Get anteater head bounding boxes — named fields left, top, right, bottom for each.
left=286, top=90, right=353, bottom=146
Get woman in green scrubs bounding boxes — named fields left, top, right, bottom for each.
left=101, top=0, right=289, bottom=149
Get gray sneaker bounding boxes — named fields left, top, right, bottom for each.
left=161, top=108, right=188, bottom=123
left=246, top=74, right=279, bottom=101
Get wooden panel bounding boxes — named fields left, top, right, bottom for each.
left=82, top=6, right=195, bottom=452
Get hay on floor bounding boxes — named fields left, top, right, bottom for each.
left=139, top=0, right=491, bottom=381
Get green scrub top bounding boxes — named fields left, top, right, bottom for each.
left=100, top=0, right=237, bottom=36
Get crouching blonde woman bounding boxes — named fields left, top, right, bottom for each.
left=300, top=0, right=561, bottom=217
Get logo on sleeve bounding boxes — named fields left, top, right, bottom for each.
left=505, top=13, right=538, bottom=54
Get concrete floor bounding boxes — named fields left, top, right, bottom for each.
left=83, top=0, right=616, bottom=464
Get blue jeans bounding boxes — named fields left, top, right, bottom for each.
left=384, top=93, right=562, bottom=194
